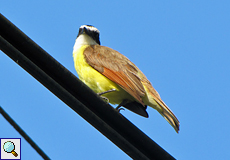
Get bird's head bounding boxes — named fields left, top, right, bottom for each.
left=77, top=25, right=100, bottom=45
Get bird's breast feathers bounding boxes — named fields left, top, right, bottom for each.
left=73, top=45, right=134, bottom=104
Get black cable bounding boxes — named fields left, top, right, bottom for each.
left=0, top=106, right=51, bottom=160
left=0, top=34, right=148, bottom=159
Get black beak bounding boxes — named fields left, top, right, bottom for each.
left=77, top=27, right=88, bottom=37
left=82, top=27, right=87, bottom=34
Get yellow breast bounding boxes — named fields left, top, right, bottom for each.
left=73, top=45, right=134, bottom=104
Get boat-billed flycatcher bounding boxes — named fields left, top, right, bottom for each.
left=73, top=25, right=180, bottom=133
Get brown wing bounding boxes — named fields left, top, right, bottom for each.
left=84, top=45, right=146, bottom=105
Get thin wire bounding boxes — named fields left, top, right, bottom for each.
left=0, top=106, right=51, bottom=160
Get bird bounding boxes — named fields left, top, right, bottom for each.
left=73, top=25, right=180, bottom=133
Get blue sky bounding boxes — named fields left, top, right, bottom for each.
left=1, top=1, right=230, bottom=159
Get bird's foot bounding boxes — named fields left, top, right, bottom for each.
left=115, top=99, right=130, bottom=112
left=100, top=96, right=110, bottom=103
left=116, top=107, right=125, bottom=112
left=97, top=89, right=116, bottom=103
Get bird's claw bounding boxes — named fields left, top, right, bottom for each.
left=100, top=96, right=110, bottom=103
left=117, top=107, right=125, bottom=112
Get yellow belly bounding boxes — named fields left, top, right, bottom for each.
left=73, top=45, right=134, bottom=104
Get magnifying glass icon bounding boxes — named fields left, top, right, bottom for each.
left=3, top=141, right=18, bottom=157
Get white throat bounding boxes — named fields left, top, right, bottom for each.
left=73, top=34, right=98, bottom=52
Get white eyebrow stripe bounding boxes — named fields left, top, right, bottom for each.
left=80, top=25, right=100, bottom=33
